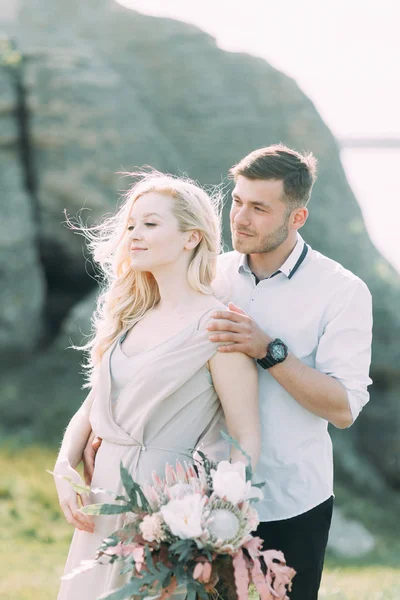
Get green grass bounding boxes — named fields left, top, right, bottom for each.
left=0, top=446, right=399, bottom=599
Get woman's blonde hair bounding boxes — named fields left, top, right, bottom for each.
left=72, top=170, right=223, bottom=387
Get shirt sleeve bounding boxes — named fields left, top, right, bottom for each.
left=315, top=277, right=373, bottom=424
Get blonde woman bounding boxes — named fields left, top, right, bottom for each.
left=53, top=172, right=260, bottom=600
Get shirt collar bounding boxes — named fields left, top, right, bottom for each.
left=238, top=233, right=308, bottom=280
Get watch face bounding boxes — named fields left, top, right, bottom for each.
left=270, top=342, right=287, bottom=360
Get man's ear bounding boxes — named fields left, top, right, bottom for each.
left=292, top=207, right=308, bottom=230
left=185, top=230, right=202, bottom=250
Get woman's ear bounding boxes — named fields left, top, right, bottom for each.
left=185, top=230, right=202, bottom=250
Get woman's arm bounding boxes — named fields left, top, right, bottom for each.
left=53, top=387, right=97, bottom=533
left=55, top=387, right=96, bottom=470
left=209, top=351, right=260, bottom=471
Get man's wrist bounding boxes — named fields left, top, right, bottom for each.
left=257, top=333, right=274, bottom=360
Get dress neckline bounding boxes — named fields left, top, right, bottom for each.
left=118, top=305, right=220, bottom=360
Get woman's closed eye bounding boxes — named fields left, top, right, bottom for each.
left=127, top=223, right=157, bottom=231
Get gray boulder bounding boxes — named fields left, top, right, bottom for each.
left=328, top=506, right=376, bottom=558
left=0, top=68, right=46, bottom=354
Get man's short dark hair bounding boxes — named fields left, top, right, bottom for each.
left=229, top=144, right=317, bottom=210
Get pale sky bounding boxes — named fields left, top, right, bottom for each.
left=116, top=0, right=400, bottom=139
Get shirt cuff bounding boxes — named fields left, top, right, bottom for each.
left=346, top=388, right=370, bottom=424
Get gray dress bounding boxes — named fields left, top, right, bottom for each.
left=57, top=305, right=228, bottom=600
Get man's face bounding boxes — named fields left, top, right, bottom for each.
left=230, top=176, right=292, bottom=254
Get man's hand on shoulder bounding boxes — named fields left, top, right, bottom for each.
left=83, top=431, right=102, bottom=486
left=207, top=302, right=271, bottom=359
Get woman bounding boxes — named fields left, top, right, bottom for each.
left=53, top=171, right=260, bottom=599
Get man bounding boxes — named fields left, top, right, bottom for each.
left=83, top=145, right=373, bottom=600
left=205, top=144, right=373, bottom=599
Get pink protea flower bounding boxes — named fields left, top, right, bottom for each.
left=151, top=471, right=164, bottom=491
left=163, top=483, right=172, bottom=500
left=175, top=460, right=188, bottom=483
left=185, top=463, right=197, bottom=480
left=143, top=482, right=162, bottom=510
left=165, top=463, right=178, bottom=487
left=187, top=477, right=203, bottom=495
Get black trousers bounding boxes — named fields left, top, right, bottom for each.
left=255, top=496, right=333, bottom=600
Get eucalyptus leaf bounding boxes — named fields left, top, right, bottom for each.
left=120, top=463, right=136, bottom=498
left=98, top=575, right=150, bottom=600
left=197, top=586, right=209, bottom=600
left=134, top=484, right=151, bottom=512
left=185, top=584, right=197, bottom=600
left=47, top=470, right=92, bottom=495
left=144, top=544, right=158, bottom=576
left=47, top=470, right=128, bottom=501
left=119, top=559, right=135, bottom=575
left=252, top=481, right=265, bottom=489
left=120, top=463, right=151, bottom=512
left=81, top=503, right=130, bottom=516
left=195, top=450, right=207, bottom=463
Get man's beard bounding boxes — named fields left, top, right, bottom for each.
left=233, top=216, right=290, bottom=254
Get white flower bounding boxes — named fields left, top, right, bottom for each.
left=161, top=494, right=206, bottom=539
left=211, top=461, right=264, bottom=505
left=169, top=482, right=194, bottom=499
left=208, top=508, right=240, bottom=541
left=139, top=513, right=165, bottom=542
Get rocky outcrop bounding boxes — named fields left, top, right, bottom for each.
left=0, top=66, right=46, bottom=355
left=328, top=507, right=376, bottom=558
left=0, top=0, right=399, bottom=489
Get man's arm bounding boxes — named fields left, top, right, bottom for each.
left=207, top=279, right=372, bottom=429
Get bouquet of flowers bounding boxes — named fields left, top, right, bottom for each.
left=61, top=435, right=295, bottom=600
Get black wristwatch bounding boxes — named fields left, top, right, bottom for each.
left=257, top=338, right=288, bottom=369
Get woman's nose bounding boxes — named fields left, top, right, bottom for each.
left=129, top=227, right=142, bottom=240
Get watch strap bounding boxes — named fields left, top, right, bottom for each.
left=257, top=354, right=278, bottom=369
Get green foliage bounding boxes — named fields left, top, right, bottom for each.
left=120, top=462, right=150, bottom=512
left=81, top=503, right=130, bottom=516
left=99, top=575, right=152, bottom=600
left=169, top=539, right=198, bottom=563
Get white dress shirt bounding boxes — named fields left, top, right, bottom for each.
left=205, top=234, right=373, bottom=522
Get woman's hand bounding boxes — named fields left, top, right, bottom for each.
left=83, top=431, right=102, bottom=486
left=54, top=462, right=95, bottom=533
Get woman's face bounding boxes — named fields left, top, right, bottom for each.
left=126, top=192, right=190, bottom=274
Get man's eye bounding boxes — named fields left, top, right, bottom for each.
left=254, top=207, right=264, bottom=212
